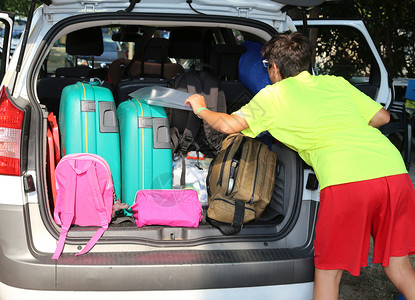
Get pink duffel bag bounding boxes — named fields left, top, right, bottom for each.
left=132, top=189, right=203, bottom=228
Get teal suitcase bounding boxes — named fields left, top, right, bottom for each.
left=59, top=81, right=121, bottom=201
left=117, top=98, right=172, bottom=215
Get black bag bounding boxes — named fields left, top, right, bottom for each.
left=169, top=67, right=227, bottom=186
left=169, top=67, right=227, bottom=158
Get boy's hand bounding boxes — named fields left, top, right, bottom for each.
left=185, top=94, right=207, bottom=115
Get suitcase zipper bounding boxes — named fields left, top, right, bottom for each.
left=226, top=138, right=245, bottom=195
left=226, top=160, right=238, bottom=195
left=217, top=134, right=238, bottom=186
left=249, top=143, right=263, bottom=204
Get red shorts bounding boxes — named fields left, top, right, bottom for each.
left=314, top=173, right=415, bottom=276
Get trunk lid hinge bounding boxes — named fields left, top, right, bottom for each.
left=44, top=13, right=54, bottom=22
left=236, top=7, right=253, bottom=18
left=81, top=1, right=99, bottom=13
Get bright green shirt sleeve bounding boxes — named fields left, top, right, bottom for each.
left=346, top=78, right=384, bottom=123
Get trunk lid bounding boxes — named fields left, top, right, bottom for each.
left=40, top=0, right=326, bottom=21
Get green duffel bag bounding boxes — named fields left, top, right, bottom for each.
left=206, top=133, right=277, bottom=234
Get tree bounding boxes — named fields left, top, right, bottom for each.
left=288, top=1, right=415, bottom=78
left=2, top=0, right=414, bottom=77
left=320, top=0, right=415, bottom=78
left=0, top=0, right=33, bottom=17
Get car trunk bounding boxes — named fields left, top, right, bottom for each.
left=25, top=7, right=316, bottom=256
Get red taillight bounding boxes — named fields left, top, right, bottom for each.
left=0, top=85, right=24, bottom=176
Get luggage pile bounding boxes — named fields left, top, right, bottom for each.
left=50, top=69, right=280, bottom=258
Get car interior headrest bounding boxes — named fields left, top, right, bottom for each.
left=210, top=44, right=247, bottom=78
left=112, top=25, right=141, bottom=42
left=168, top=28, right=204, bottom=59
left=142, top=38, right=170, bottom=63
left=66, top=27, right=104, bottom=56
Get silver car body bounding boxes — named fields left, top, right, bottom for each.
left=0, top=1, right=389, bottom=299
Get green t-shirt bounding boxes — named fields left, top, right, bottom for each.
left=233, top=71, right=407, bottom=190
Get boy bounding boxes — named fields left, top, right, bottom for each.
left=185, top=32, right=415, bottom=299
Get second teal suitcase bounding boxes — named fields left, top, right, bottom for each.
left=117, top=98, right=172, bottom=215
left=59, top=81, right=121, bottom=201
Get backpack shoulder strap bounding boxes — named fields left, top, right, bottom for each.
left=76, top=161, right=110, bottom=256
left=52, top=160, right=77, bottom=260
left=177, top=69, right=203, bottom=142
left=199, top=70, right=219, bottom=110
left=208, top=199, right=245, bottom=235
left=169, top=69, right=205, bottom=185
left=197, top=70, right=227, bottom=155
left=171, top=126, right=200, bottom=187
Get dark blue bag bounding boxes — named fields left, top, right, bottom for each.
left=238, top=41, right=272, bottom=95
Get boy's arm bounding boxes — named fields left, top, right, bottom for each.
left=197, top=110, right=248, bottom=134
left=185, top=94, right=249, bottom=134
left=368, top=108, right=390, bottom=128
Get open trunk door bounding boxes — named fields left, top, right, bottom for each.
left=293, top=19, right=392, bottom=108
left=0, top=12, right=14, bottom=83
left=40, top=0, right=325, bottom=29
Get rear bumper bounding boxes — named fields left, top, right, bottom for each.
left=0, top=204, right=314, bottom=292
left=0, top=281, right=314, bottom=300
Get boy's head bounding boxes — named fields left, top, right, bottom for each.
left=261, top=32, right=312, bottom=79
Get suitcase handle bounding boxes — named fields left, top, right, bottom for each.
left=99, top=101, right=119, bottom=133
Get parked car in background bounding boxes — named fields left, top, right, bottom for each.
left=10, top=24, right=24, bottom=54
left=0, top=19, right=7, bottom=55
left=0, top=1, right=391, bottom=299
left=0, top=25, right=3, bottom=55
left=0, top=14, right=25, bottom=63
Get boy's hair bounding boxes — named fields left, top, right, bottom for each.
left=261, top=32, right=312, bottom=79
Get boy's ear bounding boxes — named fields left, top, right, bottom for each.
left=270, top=63, right=278, bottom=74
left=269, top=64, right=283, bottom=82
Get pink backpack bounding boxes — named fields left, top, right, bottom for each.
left=52, top=153, right=115, bottom=259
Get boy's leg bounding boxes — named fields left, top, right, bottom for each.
left=313, top=268, right=343, bottom=300
left=383, top=255, right=415, bottom=300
